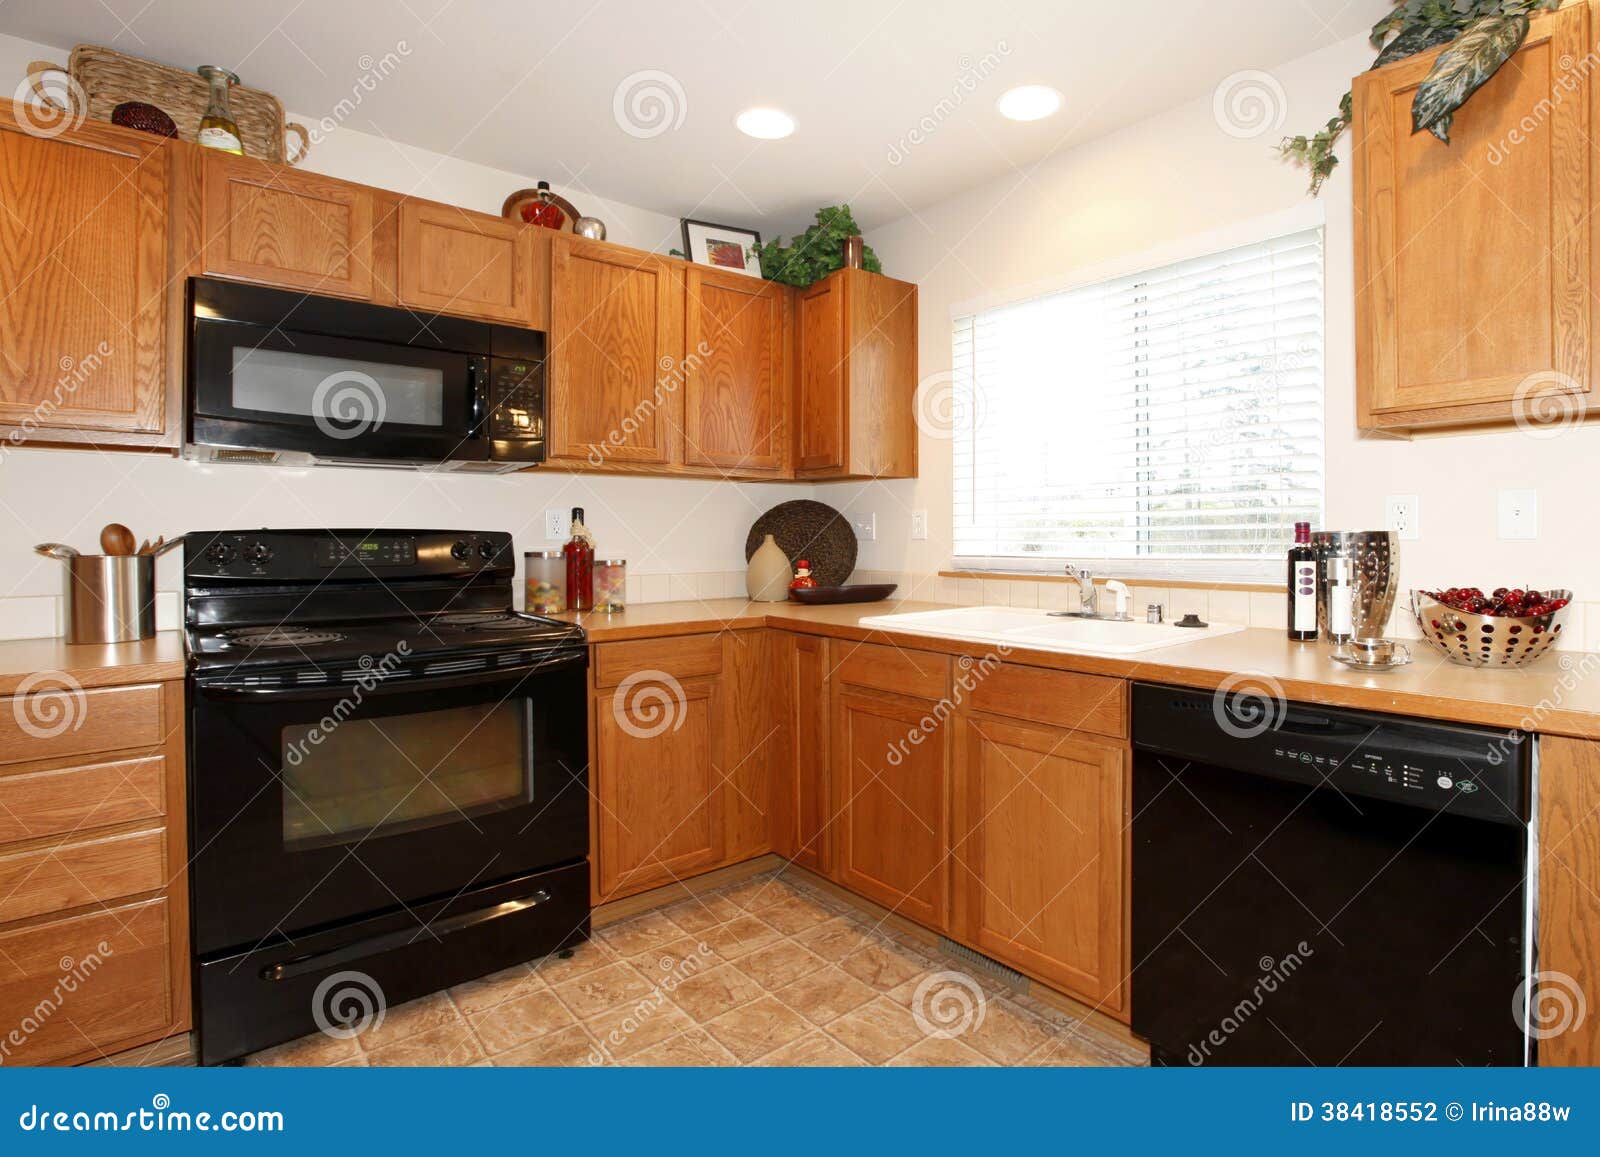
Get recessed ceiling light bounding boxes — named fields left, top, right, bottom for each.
left=996, top=85, right=1062, bottom=122
left=736, top=107, right=796, bottom=139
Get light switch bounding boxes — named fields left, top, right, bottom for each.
left=1497, top=490, right=1538, bottom=540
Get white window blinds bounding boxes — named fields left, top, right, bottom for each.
left=951, top=227, right=1324, bottom=576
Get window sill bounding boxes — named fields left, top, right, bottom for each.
left=939, top=570, right=1283, bottom=594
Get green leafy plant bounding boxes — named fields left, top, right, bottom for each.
left=750, top=204, right=882, bottom=287
left=1281, top=0, right=1559, bottom=196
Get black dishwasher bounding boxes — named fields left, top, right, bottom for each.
left=1131, top=681, right=1532, bottom=1067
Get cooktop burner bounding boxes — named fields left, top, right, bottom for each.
left=431, top=612, right=542, bottom=632
left=219, top=627, right=347, bottom=648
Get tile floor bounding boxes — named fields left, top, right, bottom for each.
left=247, top=870, right=1147, bottom=1068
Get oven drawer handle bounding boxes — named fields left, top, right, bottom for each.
left=199, top=652, right=585, bottom=700
left=259, top=888, right=553, bottom=982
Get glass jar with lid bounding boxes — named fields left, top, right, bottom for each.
left=593, top=560, right=626, bottom=613
left=524, top=551, right=567, bottom=614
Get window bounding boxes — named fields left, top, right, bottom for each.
left=951, top=228, right=1324, bottom=579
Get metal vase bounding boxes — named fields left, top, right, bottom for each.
left=1310, top=531, right=1398, bottom=640
left=65, top=554, right=155, bottom=644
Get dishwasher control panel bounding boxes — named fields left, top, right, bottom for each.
left=1132, top=682, right=1528, bottom=825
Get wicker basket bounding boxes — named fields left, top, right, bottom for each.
left=24, top=45, right=308, bottom=165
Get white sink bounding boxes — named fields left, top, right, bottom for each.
left=855, top=605, right=1245, bottom=657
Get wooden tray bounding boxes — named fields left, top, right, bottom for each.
left=25, top=44, right=308, bottom=164
left=789, top=584, right=897, bottom=606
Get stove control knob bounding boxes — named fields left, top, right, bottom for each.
left=451, top=540, right=472, bottom=561
left=477, top=541, right=497, bottom=561
left=205, top=542, right=236, bottom=567
left=244, top=542, right=274, bottom=566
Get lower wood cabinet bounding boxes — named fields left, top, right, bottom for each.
left=1536, top=734, right=1600, bottom=1065
left=952, top=712, right=1128, bottom=1012
left=777, top=633, right=831, bottom=873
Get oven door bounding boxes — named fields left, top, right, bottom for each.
left=190, top=317, right=489, bottom=462
left=187, top=651, right=588, bottom=958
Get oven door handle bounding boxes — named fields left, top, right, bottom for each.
left=258, top=889, right=554, bottom=982
left=195, top=650, right=586, bottom=701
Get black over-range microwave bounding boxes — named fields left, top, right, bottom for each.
left=185, top=277, right=546, bottom=472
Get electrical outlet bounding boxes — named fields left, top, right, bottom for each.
left=1497, top=489, right=1538, bottom=540
left=910, top=510, right=928, bottom=541
left=854, top=513, right=877, bottom=542
left=1384, top=494, right=1420, bottom=541
left=544, top=509, right=569, bottom=541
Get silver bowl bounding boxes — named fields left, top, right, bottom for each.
left=1411, top=589, right=1573, bottom=668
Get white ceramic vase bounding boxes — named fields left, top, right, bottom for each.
left=746, top=534, right=792, bottom=602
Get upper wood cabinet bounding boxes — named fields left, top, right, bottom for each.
left=796, top=267, right=918, bottom=479
left=683, top=265, right=791, bottom=473
left=201, top=150, right=374, bottom=299
left=397, top=199, right=534, bottom=325
left=548, top=234, right=683, bottom=467
left=1353, top=3, right=1593, bottom=430
left=0, top=108, right=169, bottom=443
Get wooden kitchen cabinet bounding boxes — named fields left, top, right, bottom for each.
left=0, top=678, right=188, bottom=1065
left=0, top=105, right=170, bottom=444
left=795, top=267, right=918, bottom=479
left=829, top=644, right=950, bottom=927
left=200, top=149, right=375, bottom=299
left=1535, top=734, right=1600, bottom=1065
left=682, top=265, right=791, bottom=473
left=1353, top=2, right=1594, bottom=431
left=547, top=234, right=683, bottom=467
left=774, top=632, right=831, bottom=873
left=397, top=198, right=534, bottom=325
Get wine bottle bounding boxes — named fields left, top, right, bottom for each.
left=564, top=507, right=595, bottom=611
left=1287, top=521, right=1318, bottom=641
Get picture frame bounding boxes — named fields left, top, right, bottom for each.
left=680, top=218, right=763, bottom=278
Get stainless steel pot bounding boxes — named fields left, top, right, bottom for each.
left=1310, top=531, right=1398, bottom=641
left=65, top=554, right=155, bottom=644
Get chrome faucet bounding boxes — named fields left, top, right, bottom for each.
left=1063, top=564, right=1098, bottom=616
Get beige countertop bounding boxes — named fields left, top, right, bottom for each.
left=0, top=631, right=187, bottom=695
left=562, top=597, right=1600, bottom=739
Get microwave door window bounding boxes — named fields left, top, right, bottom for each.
left=230, top=346, right=447, bottom=430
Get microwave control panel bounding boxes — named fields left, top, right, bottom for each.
left=486, top=356, right=546, bottom=458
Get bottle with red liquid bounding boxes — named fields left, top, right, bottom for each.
left=1286, top=521, right=1318, bottom=641
left=564, top=507, right=595, bottom=611
left=521, top=180, right=567, bottom=230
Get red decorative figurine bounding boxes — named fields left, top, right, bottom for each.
left=788, top=559, right=817, bottom=598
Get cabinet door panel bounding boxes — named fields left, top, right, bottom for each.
left=549, top=237, right=681, bottom=465
left=0, top=118, right=167, bottom=434
left=831, top=686, right=947, bottom=927
left=202, top=151, right=374, bottom=298
left=956, top=714, right=1126, bottom=1010
left=783, top=634, right=830, bottom=873
left=595, top=676, right=724, bottom=899
left=1355, top=4, right=1589, bottom=419
left=683, top=268, right=788, bottom=471
left=398, top=200, right=532, bottom=324
left=796, top=275, right=846, bottom=473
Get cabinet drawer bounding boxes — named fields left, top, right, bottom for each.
left=834, top=641, right=948, bottom=700
left=0, top=897, right=172, bottom=1066
left=594, top=634, right=723, bottom=688
left=0, top=829, right=165, bottom=924
left=965, top=664, right=1127, bottom=739
left=0, top=683, right=163, bottom=766
left=0, top=755, right=165, bottom=846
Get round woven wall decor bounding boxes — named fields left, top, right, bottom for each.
left=744, top=500, right=857, bottom=587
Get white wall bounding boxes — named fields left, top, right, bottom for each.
left=0, top=30, right=807, bottom=637
left=832, top=32, right=1600, bottom=607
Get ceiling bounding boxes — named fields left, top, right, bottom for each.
left=0, top=0, right=1385, bottom=234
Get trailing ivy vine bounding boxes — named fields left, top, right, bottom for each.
left=1282, top=0, right=1561, bottom=196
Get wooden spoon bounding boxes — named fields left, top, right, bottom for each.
left=99, top=523, right=136, bottom=556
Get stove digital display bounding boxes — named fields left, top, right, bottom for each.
left=316, top=537, right=416, bottom=568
